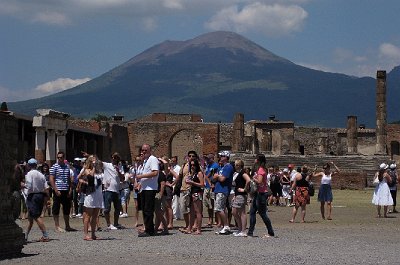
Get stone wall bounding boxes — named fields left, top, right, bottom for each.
left=311, top=172, right=368, bottom=190
left=128, top=121, right=219, bottom=165
left=295, top=127, right=341, bottom=155
left=219, top=123, right=233, bottom=151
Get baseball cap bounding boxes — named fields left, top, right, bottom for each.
left=218, top=150, right=231, bottom=158
left=28, top=158, right=38, bottom=165
left=379, top=163, right=388, bottom=170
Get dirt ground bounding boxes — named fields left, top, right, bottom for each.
left=2, top=189, right=400, bottom=265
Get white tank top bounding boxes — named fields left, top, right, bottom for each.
left=321, top=174, right=332, bottom=185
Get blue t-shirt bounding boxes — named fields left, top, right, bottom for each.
left=214, top=163, right=234, bottom=195
left=205, top=162, right=219, bottom=189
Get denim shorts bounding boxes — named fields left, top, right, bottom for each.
left=120, top=188, right=131, bottom=205
left=104, top=191, right=121, bottom=213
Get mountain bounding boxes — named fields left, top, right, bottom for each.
left=9, top=31, right=398, bottom=127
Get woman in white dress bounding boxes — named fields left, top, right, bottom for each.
left=79, top=155, right=104, bottom=240
left=372, top=163, right=393, bottom=218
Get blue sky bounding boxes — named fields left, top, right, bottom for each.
left=1, top=0, right=400, bottom=102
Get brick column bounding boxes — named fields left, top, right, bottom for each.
left=232, top=113, right=244, bottom=152
left=347, top=116, right=358, bottom=154
left=376, top=70, right=387, bottom=155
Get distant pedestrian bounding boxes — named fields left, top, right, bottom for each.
left=388, top=163, right=399, bottom=213
left=313, top=162, right=340, bottom=220
left=289, top=165, right=314, bottom=223
left=247, top=154, right=275, bottom=238
left=25, top=158, right=50, bottom=242
left=372, top=163, right=393, bottom=218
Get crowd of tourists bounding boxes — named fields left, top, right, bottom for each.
left=12, top=145, right=399, bottom=242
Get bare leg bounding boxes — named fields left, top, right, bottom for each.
left=384, top=205, right=389, bottom=217
left=377, top=205, right=382, bottom=217
left=91, top=209, right=100, bottom=238
left=320, top=202, right=325, bottom=219
left=290, top=205, right=298, bottom=222
left=300, top=205, right=306, bottom=222
left=83, top=208, right=92, bottom=239
left=193, top=200, right=202, bottom=233
left=327, top=202, right=332, bottom=220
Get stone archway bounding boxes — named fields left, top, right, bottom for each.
left=390, top=141, right=400, bottom=159
left=170, top=129, right=203, bottom=165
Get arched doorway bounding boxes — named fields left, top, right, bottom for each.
left=390, top=141, right=400, bottom=159
left=170, top=129, right=203, bottom=165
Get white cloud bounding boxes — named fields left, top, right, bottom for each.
left=297, top=62, right=332, bottom=73
left=205, top=3, right=308, bottom=37
left=0, top=77, right=91, bottom=102
left=379, top=43, right=400, bottom=61
left=162, top=0, right=184, bottom=10
left=142, top=17, right=158, bottom=31
left=329, top=43, right=400, bottom=77
left=35, top=78, right=91, bottom=94
left=32, top=11, right=70, bottom=25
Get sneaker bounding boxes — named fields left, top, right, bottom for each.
left=115, top=224, right=124, bottom=229
left=232, top=231, right=239, bottom=236
left=120, top=213, right=128, bottom=218
left=234, top=232, right=247, bottom=237
left=217, top=226, right=231, bottom=235
left=108, top=224, right=118, bottom=230
left=76, top=213, right=83, bottom=218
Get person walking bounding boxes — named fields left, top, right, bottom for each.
left=247, top=154, right=275, bottom=238
left=289, top=165, right=314, bottom=223
left=24, top=158, right=50, bottom=242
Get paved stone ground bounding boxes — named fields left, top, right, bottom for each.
left=2, top=190, right=399, bottom=265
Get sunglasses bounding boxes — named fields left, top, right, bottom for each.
left=57, top=156, right=64, bottom=159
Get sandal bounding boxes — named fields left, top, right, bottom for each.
left=39, top=236, right=50, bottom=242
left=84, top=236, right=93, bottom=241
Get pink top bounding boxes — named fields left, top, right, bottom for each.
left=256, top=167, right=268, bottom=193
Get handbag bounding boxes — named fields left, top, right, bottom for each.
left=246, top=179, right=258, bottom=195
left=308, top=181, right=315, bottom=196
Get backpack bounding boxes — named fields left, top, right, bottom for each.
left=388, top=170, right=397, bottom=187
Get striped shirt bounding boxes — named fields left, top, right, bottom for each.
left=50, top=163, right=72, bottom=191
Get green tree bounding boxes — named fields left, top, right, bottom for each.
left=91, top=113, right=110, bottom=122
left=0, top=102, right=8, bottom=111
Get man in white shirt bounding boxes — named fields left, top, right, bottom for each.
left=136, top=144, right=159, bottom=237
left=170, top=156, right=182, bottom=220
left=102, top=152, right=125, bottom=230
left=25, top=158, right=50, bottom=242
